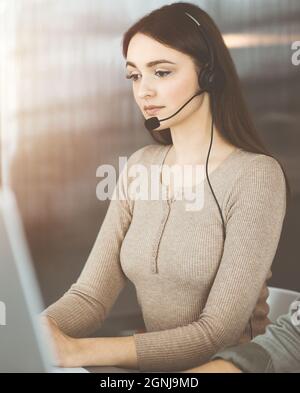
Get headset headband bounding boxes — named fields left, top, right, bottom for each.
left=184, top=11, right=215, bottom=72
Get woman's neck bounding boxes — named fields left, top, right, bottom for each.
left=164, top=139, right=237, bottom=167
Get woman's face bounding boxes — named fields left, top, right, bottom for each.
left=126, top=33, right=203, bottom=131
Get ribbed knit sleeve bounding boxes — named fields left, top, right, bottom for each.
left=42, top=146, right=147, bottom=338
left=133, top=155, right=287, bottom=371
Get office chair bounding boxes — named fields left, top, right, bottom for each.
left=267, top=286, right=300, bottom=323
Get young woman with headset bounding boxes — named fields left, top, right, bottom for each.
left=42, top=2, right=291, bottom=372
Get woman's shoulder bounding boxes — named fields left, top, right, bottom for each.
left=236, top=149, right=285, bottom=179
left=224, top=149, right=287, bottom=223
left=226, top=149, right=287, bottom=202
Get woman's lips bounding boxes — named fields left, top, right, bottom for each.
left=145, top=107, right=164, bottom=116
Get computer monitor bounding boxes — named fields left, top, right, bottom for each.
left=0, top=187, right=88, bottom=373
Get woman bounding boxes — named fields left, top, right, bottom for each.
left=42, top=2, right=291, bottom=372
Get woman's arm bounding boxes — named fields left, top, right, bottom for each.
left=76, top=336, right=138, bottom=369
left=183, top=359, right=242, bottom=373
left=41, top=315, right=138, bottom=369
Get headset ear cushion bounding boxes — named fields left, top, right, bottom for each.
left=198, top=68, right=215, bottom=92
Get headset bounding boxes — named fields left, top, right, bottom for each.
left=184, top=12, right=217, bottom=93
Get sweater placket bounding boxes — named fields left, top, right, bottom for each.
left=150, top=193, right=172, bottom=274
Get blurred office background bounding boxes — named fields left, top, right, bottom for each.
left=0, top=0, right=299, bottom=337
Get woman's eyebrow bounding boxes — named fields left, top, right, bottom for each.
left=126, top=59, right=176, bottom=68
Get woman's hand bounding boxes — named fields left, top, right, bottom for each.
left=40, top=317, right=139, bottom=369
left=40, top=316, right=81, bottom=368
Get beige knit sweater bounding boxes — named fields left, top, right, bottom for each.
left=43, top=144, right=287, bottom=372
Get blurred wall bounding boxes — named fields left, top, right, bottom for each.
left=1, top=0, right=299, bottom=336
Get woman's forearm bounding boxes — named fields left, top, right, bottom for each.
left=183, top=359, right=242, bottom=373
left=76, top=335, right=139, bottom=369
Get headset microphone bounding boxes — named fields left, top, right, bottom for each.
left=144, top=90, right=205, bottom=131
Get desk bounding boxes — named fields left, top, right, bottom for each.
left=85, top=366, right=140, bottom=373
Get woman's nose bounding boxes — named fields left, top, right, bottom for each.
left=137, top=77, right=155, bottom=99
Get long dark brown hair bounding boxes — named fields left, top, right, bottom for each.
left=122, top=1, right=292, bottom=206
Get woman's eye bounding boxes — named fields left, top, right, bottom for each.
left=155, top=70, right=171, bottom=78
left=125, top=70, right=171, bottom=82
left=125, top=73, right=140, bottom=81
